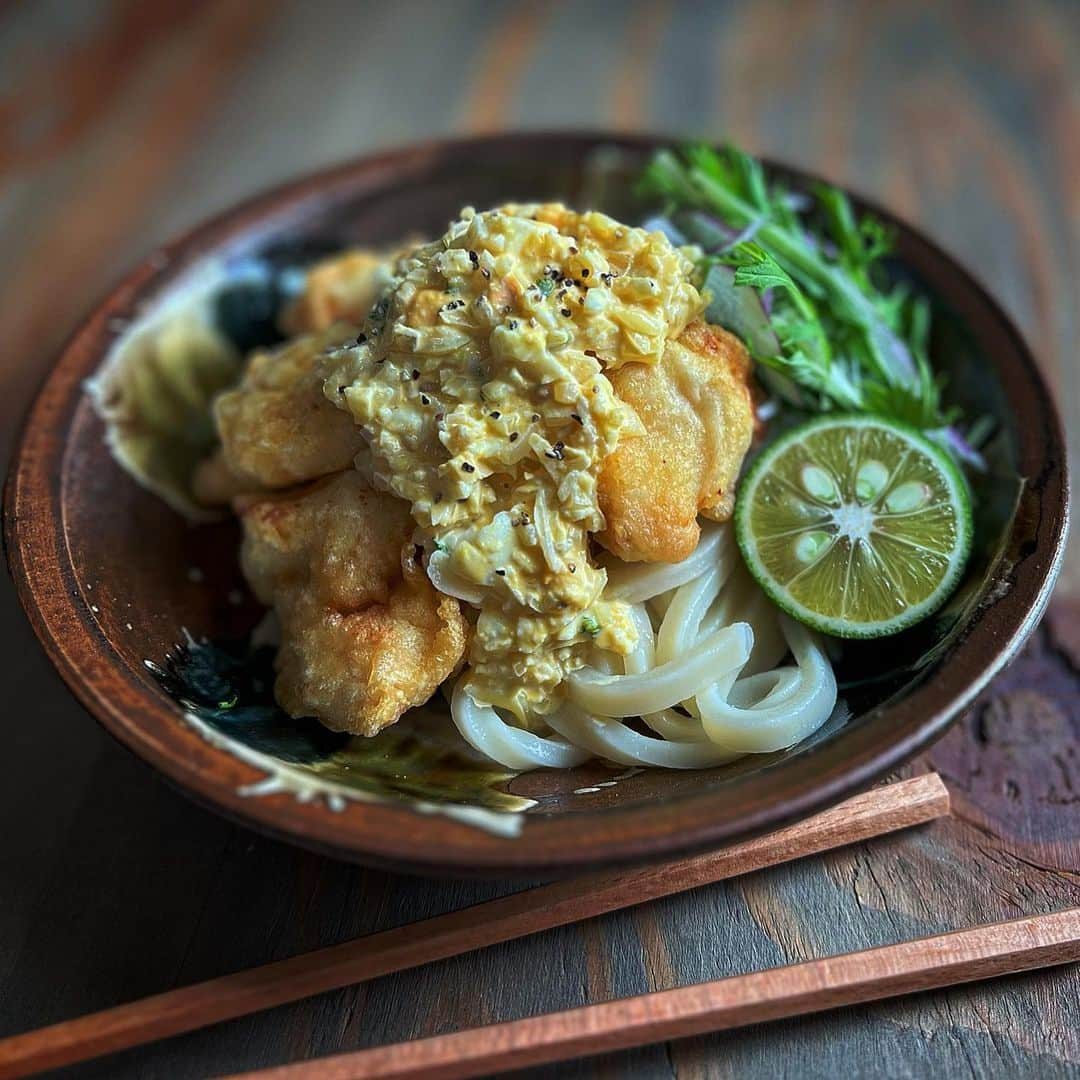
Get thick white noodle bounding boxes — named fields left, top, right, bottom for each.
left=545, top=706, right=741, bottom=768
left=623, top=602, right=703, bottom=741
left=445, top=522, right=839, bottom=771
left=694, top=616, right=837, bottom=753
left=656, top=565, right=723, bottom=665
left=602, top=523, right=734, bottom=602
left=451, top=680, right=589, bottom=769
left=567, top=623, right=752, bottom=717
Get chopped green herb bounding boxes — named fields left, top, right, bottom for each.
left=580, top=614, right=601, bottom=637
left=640, top=144, right=958, bottom=433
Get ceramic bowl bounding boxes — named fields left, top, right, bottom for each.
left=4, top=134, right=1069, bottom=874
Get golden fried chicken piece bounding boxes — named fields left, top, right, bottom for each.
left=280, top=251, right=395, bottom=336
left=238, top=472, right=469, bottom=736
left=597, top=320, right=754, bottom=563
left=209, top=324, right=365, bottom=494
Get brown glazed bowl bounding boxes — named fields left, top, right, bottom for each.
left=4, top=134, right=1070, bottom=875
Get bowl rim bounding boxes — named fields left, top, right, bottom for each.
left=3, top=131, right=1070, bottom=875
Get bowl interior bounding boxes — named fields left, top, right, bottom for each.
left=8, top=135, right=1068, bottom=872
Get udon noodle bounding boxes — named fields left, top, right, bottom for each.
left=451, top=524, right=838, bottom=769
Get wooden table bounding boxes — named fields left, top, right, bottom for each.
left=1, top=1, right=1077, bottom=1075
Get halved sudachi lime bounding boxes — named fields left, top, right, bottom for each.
left=735, top=415, right=972, bottom=639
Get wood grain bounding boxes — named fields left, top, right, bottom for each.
left=0, top=776, right=948, bottom=1079
left=228, top=909, right=1080, bottom=1080
left=0, top=1, right=1076, bottom=1077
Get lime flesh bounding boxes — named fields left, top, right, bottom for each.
left=735, top=415, right=972, bottom=639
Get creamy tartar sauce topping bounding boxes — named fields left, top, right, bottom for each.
left=326, top=203, right=704, bottom=719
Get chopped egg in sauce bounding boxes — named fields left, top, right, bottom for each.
left=326, top=203, right=706, bottom=720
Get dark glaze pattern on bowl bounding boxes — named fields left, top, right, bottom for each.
left=3, top=134, right=1069, bottom=874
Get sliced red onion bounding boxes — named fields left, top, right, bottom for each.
left=928, top=426, right=988, bottom=472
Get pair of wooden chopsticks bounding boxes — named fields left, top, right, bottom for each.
left=5, top=773, right=1073, bottom=1080
left=0, top=774, right=945, bottom=1078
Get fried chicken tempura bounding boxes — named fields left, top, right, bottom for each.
left=238, top=472, right=469, bottom=736
left=279, top=251, right=396, bottom=336
left=597, top=320, right=755, bottom=563
left=206, top=324, right=366, bottom=495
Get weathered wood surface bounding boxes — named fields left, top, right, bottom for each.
left=0, top=2, right=1076, bottom=1077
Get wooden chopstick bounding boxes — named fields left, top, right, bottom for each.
left=0, top=774, right=947, bottom=1079
left=230, top=907, right=1080, bottom=1080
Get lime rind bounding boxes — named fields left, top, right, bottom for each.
left=735, top=414, right=973, bottom=639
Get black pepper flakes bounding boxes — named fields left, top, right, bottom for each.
left=568, top=563, right=576, bottom=573
left=569, top=245, right=578, bottom=254
left=355, top=332, right=367, bottom=344
left=461, top=461, right=476, bottom=473
left=489, top=410, right=501, bottom=419
left=468, top=249, right=479, bottom=264
left=560, top=307, right=572, bottom=317
left=411, top=369, right=420, bottom=380
left=571, top=413, right=582, bottom=424
left=531, top=413, right=540, bottom=422
left=481, top=268, right=490, bottom=279
left=495, top=568, right=506, bottom=576
left=581, top=268, right=590, bottom=278
left=413, top=543, right=424, bottom=564
left=545, top=441, right=565, bottom=460
left=337, top=385, right=347, bottom=395
left=508, top=319, right=518, bottom=330
left=421, top=394, right=430, bottom=405
left=509, top=432, right=519, bottom=442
